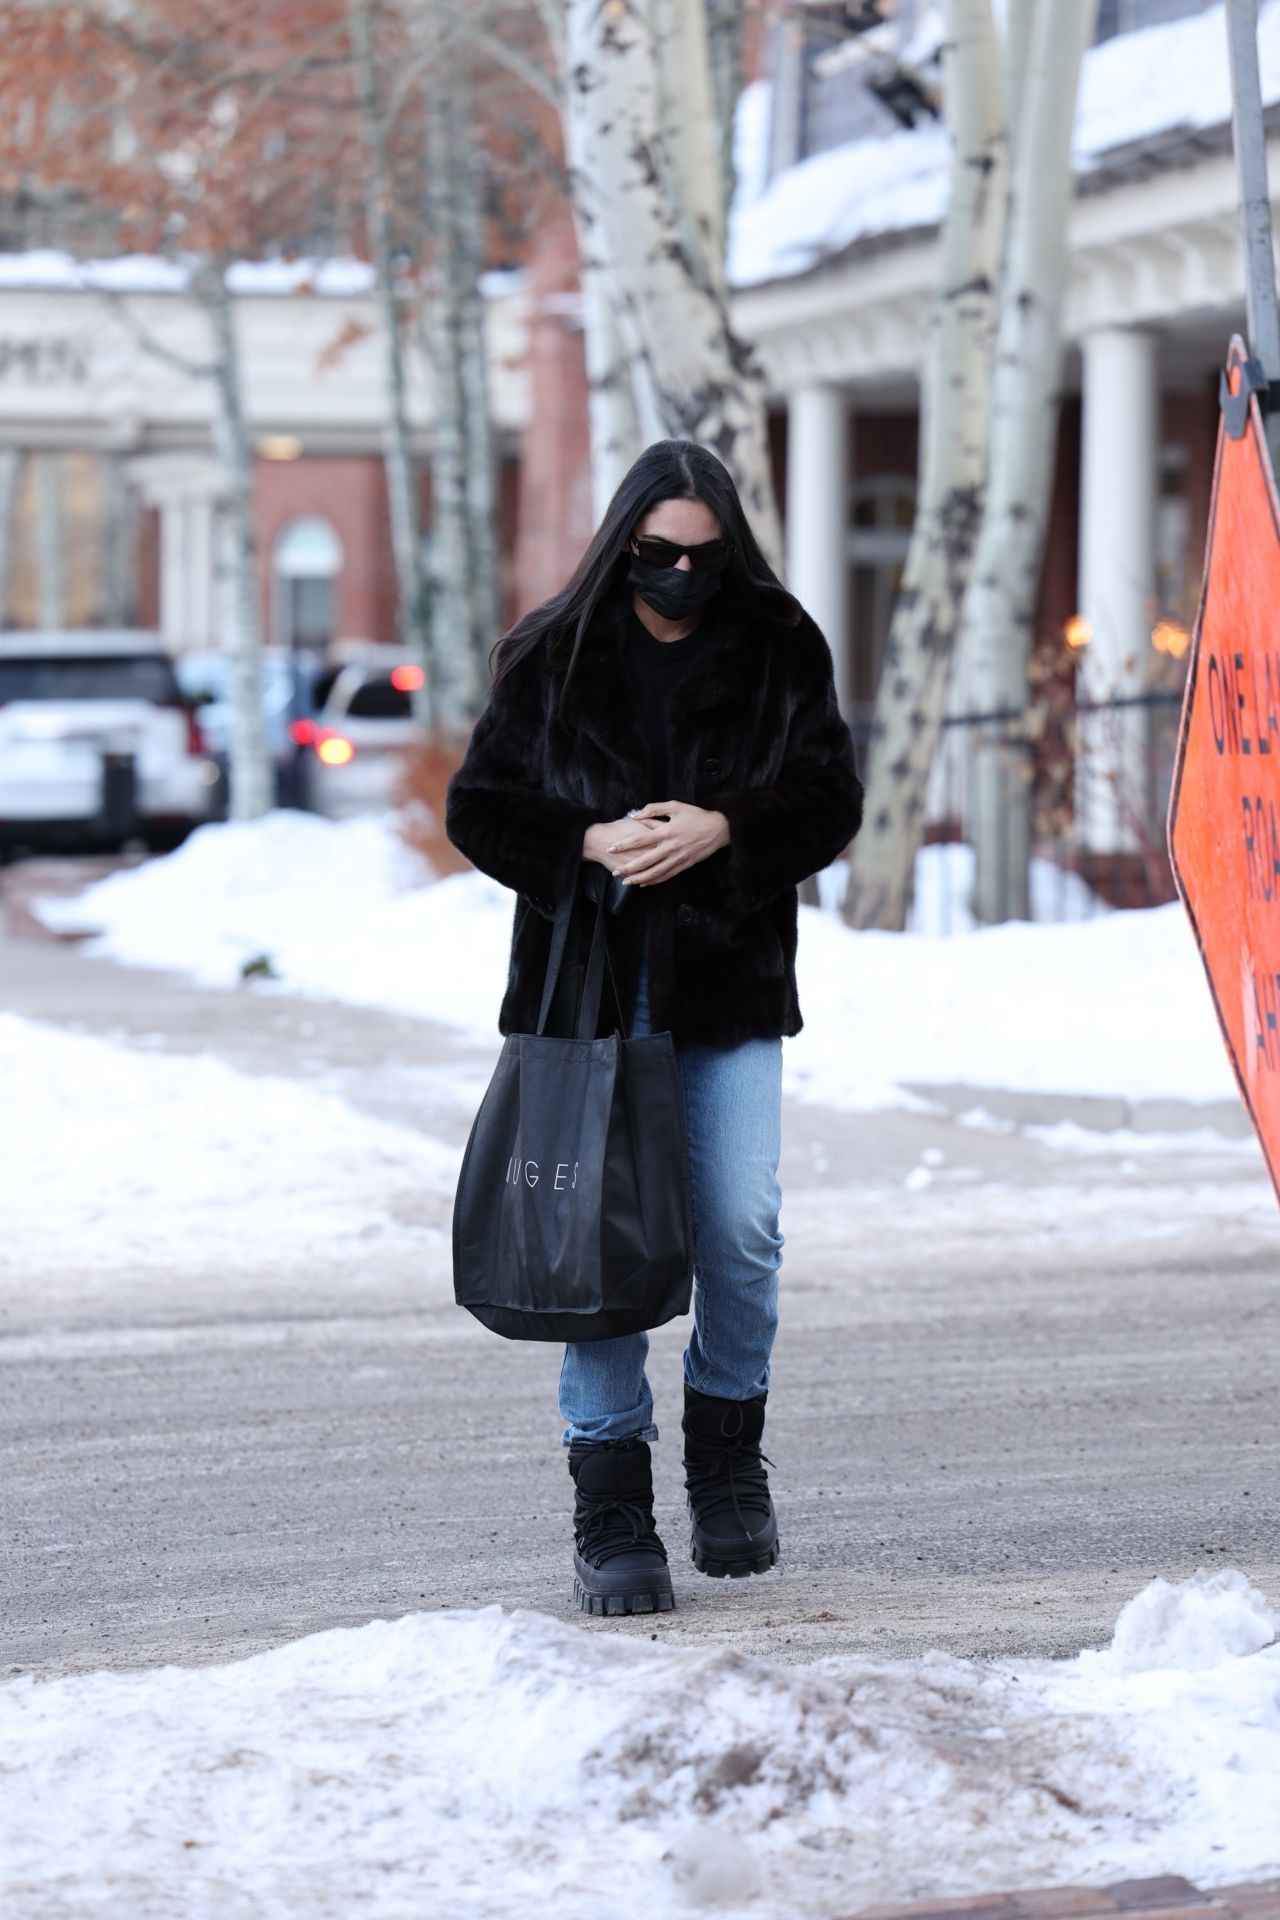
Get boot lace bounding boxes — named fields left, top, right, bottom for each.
left=575, top=1491, right=667, bottom=1566
left=572, top=1449, right=667, bottom=1568
left=684, top=1403, right=774, bottom=1542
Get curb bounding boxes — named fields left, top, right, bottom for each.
left=905, top=1080, right=1253, bottom=1142
left=840, top=1875, right=1280, bottom=1920
left=0, top=855, right=140, bottom=945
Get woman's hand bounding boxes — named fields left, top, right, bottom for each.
left=583, top=816, right=658, bottom=868
left=596, top=801, right=730, bottom=888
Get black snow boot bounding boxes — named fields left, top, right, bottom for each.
left=568, top=1438, right=674, bottom=1617
left=681, top=1386, right=780, bottom=1579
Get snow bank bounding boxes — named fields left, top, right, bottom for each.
left=1, top=1571, right=1276, bottom=1918
left=786, top=899, right=1236, bottom=1106
left=1085, top=1568, right=1280, bottom=1677
left=905, top=841, right=1108, bottom=936
left=0, top=1011, right=454, bottom=1277
left=730, top=0, right=1280, bottom=287
left=36, top=812, right=1239, bottom=1108
left=34, top=811, right=510, bottom=1037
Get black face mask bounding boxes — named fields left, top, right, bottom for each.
left=626, top=557, right=725, bottom=622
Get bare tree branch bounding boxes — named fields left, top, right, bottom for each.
left=469, top=26, right=561, bottom=108
left=99, top=283, right=219, bottom=380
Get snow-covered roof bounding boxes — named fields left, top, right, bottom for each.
left=0, top=251, right=380, bottom=296
left=0, top=252, right=528, bottom=301
left=730, top=0, right=1280, bottom=289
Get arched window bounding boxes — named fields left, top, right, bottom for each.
left=273, top=516, right=342, bottom=652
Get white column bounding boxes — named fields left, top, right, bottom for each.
left=1077, top=327, right=1159, bottom=854
left=35, top=452, right=65, bottom=629
left=786, top=382, right=851, bottom=714
left=156, top=491, right=218, bottom=651
left=187, top=496, right=214, bottom=649
left=127, top=453, right=222, bottom=653
left=158, top=500, right=188, bottom=649
left=98, top=453, right=130, bottom=627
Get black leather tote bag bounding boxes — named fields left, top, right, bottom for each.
left=452, top=863, right=694, bottom=1342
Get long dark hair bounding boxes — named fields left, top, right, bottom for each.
left=491, top=439, right=799, bottom=713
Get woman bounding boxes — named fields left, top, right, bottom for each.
left=446, top=439, right=862, bottom=1617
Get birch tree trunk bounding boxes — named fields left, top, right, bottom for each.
left=563, top=0, right=782, bottom=566
left=195, top=263, right=274, bottom=821
left=961, top=0, right=1097, bottom=925
left=563, top=0, right=650, bottom=521
left=576, top=239, right=645, bottom=521
left=705, top=0, right=745, bottom=237
left=350, top=0, right=434, bottom=720
left=422, top=29, right=484, bottom=729
left=1000, top=0, right=1035, bottom=145
left=844, top=0, right=1005, bottom=931
left=459, top=207, right=500, bottom=682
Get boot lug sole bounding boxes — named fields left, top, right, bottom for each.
left=573, top=1576, right=675, bottom=1616
left=690, top=1540, right=780, bottom=1579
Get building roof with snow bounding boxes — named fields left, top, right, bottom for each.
left=730, top=0, right=1280, bottom=290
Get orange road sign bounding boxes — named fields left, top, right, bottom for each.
left=1169, top=335, right=1280, bottom=1206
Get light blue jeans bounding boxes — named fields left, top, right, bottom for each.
left=558, top=957, right=785, bottom=1446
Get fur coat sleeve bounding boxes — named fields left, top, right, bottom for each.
left=710, top=616, right=863, bottom=914
left=444, top=650, right=597, bottom=917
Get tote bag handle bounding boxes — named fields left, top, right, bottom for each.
left=535, top=869, right=627, bottom=1041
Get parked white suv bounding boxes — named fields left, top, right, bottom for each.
left=304, top=662, right=424, bottom=819
left=0, top=631, right=222, bottom=855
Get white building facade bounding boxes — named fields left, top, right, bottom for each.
left=0, top=258, right=529, bottom=655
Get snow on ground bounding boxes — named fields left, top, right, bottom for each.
left=1, top=1569, right=1276, bottom=1919
left=0, top=1010, right=454, bottom=1278
left=34, top=811, right=508, bottom=1039
left=1019, top=1119, right=1259, bottom=1157
left=35, top=812, right=1240, bottom=1112
left=786, top=898, right=1234, bottom=1108
left=903, top=841, right=1108, bottom=937
left=729, top=0, right=1280, bottom=287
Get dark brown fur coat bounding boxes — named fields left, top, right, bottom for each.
left=444, top=589, right=863, bottom=1050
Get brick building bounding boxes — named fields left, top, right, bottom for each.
left=0, top=258, right=529, bottom=657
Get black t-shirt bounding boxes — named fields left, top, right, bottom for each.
left=622, top=601, right=711, bottom=798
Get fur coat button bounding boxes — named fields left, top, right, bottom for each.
left=703, top=756, right=721, bottom=774
left=675, top=904, right=697, bottom=926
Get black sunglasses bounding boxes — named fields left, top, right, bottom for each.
left=629, top=534, right=731, bottom=573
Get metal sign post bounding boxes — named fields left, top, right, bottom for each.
left=1226, top=0, right=1280, bottom=469
left=1169, top=337, right=1280, bottom=1205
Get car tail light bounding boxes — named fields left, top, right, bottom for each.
left=390, top=663, right=424, bottom=692
left=289, top=717, right=319, bottom=748
left=184, top=705, right=207, bottom=755
left=316, top=730, right=355, bottom=767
